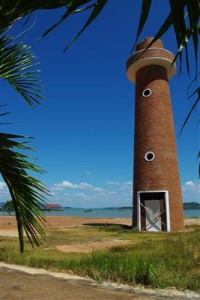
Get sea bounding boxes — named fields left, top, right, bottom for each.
left=1, top=208, right=199, bottom=218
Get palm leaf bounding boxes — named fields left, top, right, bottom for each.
left=64, top=0, right=108, bottom=51
left=0, top=1, right=108, bottom=53
left=0, top=132, right=49, bottom=253
left=133, top=0, right=200, bottom=75
left=187, top=1, right=199, bottom=75
left=178, top=88, right=200, bottom=138
left=40, top=0, right=94, bottom=39
left=0, top=1, right=106, bottom=52
left=0, top=36, right=43, bottom=107
left=169, top=0, right=187, bottom=74
left=0, top=1, right=72, bottom=31
left=131, top=0, right=152, bottom=53
left=39, top=0, right=108, bottom=51
left=198, top=150, right=200, bottom=177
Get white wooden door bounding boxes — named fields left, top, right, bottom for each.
left=145, top=200, right=161, bottom=231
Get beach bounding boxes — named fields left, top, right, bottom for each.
left=0, top=216, right=132, bottom=239
left=0, top=216, right=199, bottom=237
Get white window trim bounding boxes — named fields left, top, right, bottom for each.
left=145, top=151, right=155, bottom=161
left=142, top=88, right=152, bottom=97
left=137, top=190, right=171, bottom=232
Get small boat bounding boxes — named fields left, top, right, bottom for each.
left=84, top=209, right=92, bottom=213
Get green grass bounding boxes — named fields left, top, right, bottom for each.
left=0, top=225, right=200, bottom=292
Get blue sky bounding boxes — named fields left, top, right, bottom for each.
left=0, top=1, right=199, bottom=207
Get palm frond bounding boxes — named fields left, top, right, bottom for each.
left=0, top=132, right=49, bottom=253
left=133, top=0, right=200, bottom=75
left=64, top=1, right=108, bottom=51
left=0, top=1, right=108, bottom=52
left=0, top=1, right=72, bottom=31
left=0, top=36, right=43, bottom=107
left=39, top=0, right=108, bottom=51
left=178, top=88, right=200, bottom=138
left=131, top=0, right=152, bottom=53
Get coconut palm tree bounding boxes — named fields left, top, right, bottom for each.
left=0, top=36, right=48, bottom=252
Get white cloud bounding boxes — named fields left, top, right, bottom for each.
left=94, top=187, right=103, bottom=192
left=74, top=193, right=90, bottom=200
left=185, top=181, right=195, bottom=187
left=106, top=180, right=120, bottom=185
left=50, top=179, right=133, bottom=208
left=120, top=181, right=133, bottom=191
left=106, top=180, right=132, bottom=187
left=54, top=180, right=93, bottom=190
left=79, top=183, right=93, bottom=189
left=182, top=180, right=200, bottom=203
left=123, top=181, right=133, bottom=185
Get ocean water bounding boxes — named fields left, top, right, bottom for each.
left=1, top=208, right=199, bottom=218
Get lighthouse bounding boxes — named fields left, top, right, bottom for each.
left=126, top=38, right=184, bottom=232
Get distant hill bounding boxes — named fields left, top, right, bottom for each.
left=118, top=206, right=132, bottom=210
left=183, top=202, right=200, bottom=210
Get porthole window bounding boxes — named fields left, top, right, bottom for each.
left=142, top=88, right=152, bottom=97
left=145, top=151, right=155, bottom=161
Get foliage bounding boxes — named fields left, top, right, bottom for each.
left=0, top=1, right=108, bottom=51
left=1, top=200, right=14, bottom=215
left=0, top=1, right=198, bottom=70
left=0, top=37, right=47, bottom=252
left=0, top=37, right=43, bottom=107
left=134, top=1, right=199, bottom=73
left=0, top=132, right=48, bottom=252
left=1, top=225, right=200, bottom=291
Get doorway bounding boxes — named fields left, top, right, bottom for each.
left=137, top=191, right=170, bottom=232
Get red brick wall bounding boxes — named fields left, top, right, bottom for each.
left=132, top=64, right=184, bottom=231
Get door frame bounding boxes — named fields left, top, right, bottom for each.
left=137, top=190, right=171, bottom=232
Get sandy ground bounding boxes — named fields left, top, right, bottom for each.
left=1, top=216, right=199, bottom=253
left=0, top=215, right=199, bottom=235
left=0, top=216, right=133, bottom=252
left=0, top=216, right=132, bottom=237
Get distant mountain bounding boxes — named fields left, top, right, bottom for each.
left=118, top=206, right=132, bottom=210
left=183, top=202, right=200, bottom=210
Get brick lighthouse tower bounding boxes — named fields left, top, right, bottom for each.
left=126, top=38, right=184, bottom=232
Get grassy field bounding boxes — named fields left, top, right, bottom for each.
left=1, top=224, right=200, bottom=292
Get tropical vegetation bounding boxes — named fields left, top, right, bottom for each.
left=0, top=36, right=49, bottom=252
left=0, top=1, right=199, bottom=252
left=1, top=224, right=200, bottom=291
left=1, top=200, right=14, bottom=215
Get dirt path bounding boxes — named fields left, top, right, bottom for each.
left=0, top=266, right=160, bottom=300
left=1, top=263, right=199, bottom=300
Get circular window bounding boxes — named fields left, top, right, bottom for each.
left=142, top=88, right=152, bottom=97
left=145, top=152, right=155, bottom=161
